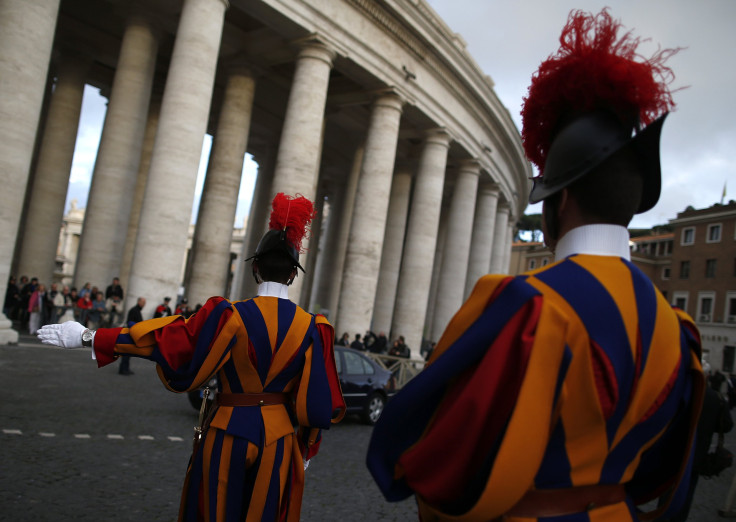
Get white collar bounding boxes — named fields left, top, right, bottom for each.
left=257, top=281, right=290, bottom=299
left=554, top=224, right=631, bottom=261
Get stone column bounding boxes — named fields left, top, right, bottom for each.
left=125, top=0, right=228, bottom=318
left=503, top=220, right=516, bottom=273
left=187, top=67, right=255, bottom=306
left=326, top=145, right=363, bottom=324
left=424, top=210, right=448, bottom=342
left=464, top=182, right=499, bottom=298
left=489, top=202, right=510, bottom=274
left=16, top=52, right=88, bottom=284
left=336, top=93, right=403, bottom=337
left=119, top=94, right=161, bottom=288
left=391, top=129, right=451, bottom=357
left=75, top=12, right=159, bottom=288
left=269, top=40, right=336, bottom=304
left=431, top=160, right=480, bottom=341
left=0, top=0, right=60, bottom=343
left=371, top=167, right=412, bottom=336
left=233, top=149, right=276, bottom=301
left=308, top=192, right=337, bottom=314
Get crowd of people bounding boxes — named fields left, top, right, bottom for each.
left=336, top=330, right=419, bottom=359
left=3, top=275, right=199, bottom=335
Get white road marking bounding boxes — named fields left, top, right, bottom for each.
left=2, top=428, right=186, bottom=442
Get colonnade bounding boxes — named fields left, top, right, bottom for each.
left=1, top=0, right=528, bottom=349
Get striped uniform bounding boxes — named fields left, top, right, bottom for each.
left=93, top=295, right=345, bottom=522
left=367, top=254, right=704, bottom=521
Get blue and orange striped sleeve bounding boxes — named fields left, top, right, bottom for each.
left=367, top=274, right=571, bottom=517
left=93, top=296, right=238, bottom=391
left=295, top=315, right=346, bottom=460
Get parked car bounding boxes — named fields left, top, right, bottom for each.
left=187, top=346, right=396, bottom=425
left=335, top=346, right=396, bottom=425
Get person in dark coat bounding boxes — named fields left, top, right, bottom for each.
left=662, top=386, right=733, bottom=521
left=119, top=297, right=146, bottom=375
left=350, top=333, right=364, bottom=351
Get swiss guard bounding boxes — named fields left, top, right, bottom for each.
left=366, top=9, right=704, bottom=522
left=39, top=193, right=346, bottom=522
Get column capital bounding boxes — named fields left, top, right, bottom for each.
left=293, top=37, right=337, bottom=66
left=372, top=90, right=404, bottom=112
left=497, top=201, right=511, bottom=213
left=457, top=158, right=481, bottom=176
left=479, top=182, right=500, bottom=196
left=423, top=127, right=452, bottom=148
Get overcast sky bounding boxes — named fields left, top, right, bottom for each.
left=426, top=0, right=736, bottom=228
left=67, top=1, right=735, bottom=230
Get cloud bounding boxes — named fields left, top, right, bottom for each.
left=427, top=0, right=736, bottom=229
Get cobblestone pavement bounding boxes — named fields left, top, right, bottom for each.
left=0, top=334, right=733, bottom=521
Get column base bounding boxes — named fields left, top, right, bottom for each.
left=0, top=313, right=19, bottom=344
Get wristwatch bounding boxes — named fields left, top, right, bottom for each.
left=81, top=328, right=94, bottom=347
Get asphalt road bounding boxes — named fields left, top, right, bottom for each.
left=1, top=334, right=734, bottom=521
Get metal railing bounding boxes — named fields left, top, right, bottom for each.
left=365, top=353, right=424, bottom=389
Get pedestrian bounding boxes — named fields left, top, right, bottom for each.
left=373, top=331, right=388, bottom=354
left=153, top=296, right=172, bottom=318
left=76, top=292, right=93, bottom=326
left=19, top=276, right=36, bottom=330
left=118, top=297, right=146, bottom=376
left=350, top=333, right=364, bottom=351
left=27, top=283, right=46, bottom=334
left=367, top=9, right=704, bottom=521
left=105, top=276, right=124, bottom=300
left=105, top=294, right=124, bottom=327
left=87, top=291, right=107, bottom=329
left=175, top=298, right=192, bottom=317
left=48, top=283, right=65, bottom=324
left=38, top=193, right=345, bottom=522
left=337, top=332, right=350, bottom=346
left=363, top=330, right=377, bottom=352
left=666, top=386, right=733, bottom=521
left=78, top=282, right=92, bottom=299
left=4, top=275, right=20, bottom=320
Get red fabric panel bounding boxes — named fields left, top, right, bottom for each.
left=93, top=327, right=123, bottom=368
left=590, top=339, right=618, bottom=419
left=153, top=297, right=230, bottom=370
left=316, top=318, right=346, bottom=417
left=399, top=297, right=542, bottom=505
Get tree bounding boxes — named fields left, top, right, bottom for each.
left=516, top=213, right=543, bottom=242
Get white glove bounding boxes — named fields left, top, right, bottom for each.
left=37, top=322, right=86, bottom=348
left=303, top=458, right=310, bottom=471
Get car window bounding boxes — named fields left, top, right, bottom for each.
left=361, top=357, right=375, bottom=375
left=335, top=350, right=342, bottom=374
left=344, top=351, right=365, bottom=375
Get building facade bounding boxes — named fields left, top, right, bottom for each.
left=1, top=0, right=531, bottom=351
left=661, top=202, right=736, bottom=372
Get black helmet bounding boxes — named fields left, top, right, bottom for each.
left=247, top=229, right=304, bottom=272
left=528, top=111, right=666, bottom=214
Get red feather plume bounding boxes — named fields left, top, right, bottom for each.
left=521, top=8, right=680, bottom=174
left=268, top=193, right=316, bottom=254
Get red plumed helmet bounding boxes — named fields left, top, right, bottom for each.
left=246, top=193, right=316, bottom=275
left=268, top=192, right=316, bottom=254
left=521, top=8, right=680, bottom=213
left=522, top=8, right=678, bottom=172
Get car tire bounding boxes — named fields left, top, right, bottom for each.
left=362, top=392, right=386, bottom=425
